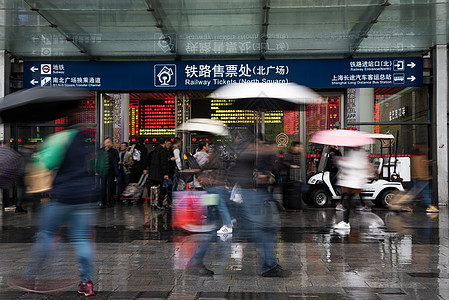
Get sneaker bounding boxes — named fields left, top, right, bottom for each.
left=334, top=221, right=350, bottom=229
left=186, top=264, right=214, bottom=276
left=15, top=206, right=28, bottom=213
left=401, top=206, right=413, bottom=212
left=334, top=228, right=350, bottom=236
left=217, top=225, right=232, bottom=234
left=219, top=233, right=232, bottom=242
left=7, top=277, right=36, bottom=292
left=356, top=205, right=371, bottom=212
left=426, top=205, right=439, bottom=213
left=78, top=280, right=95, bottom=297
left=336, top=204, right=345, bottom=211
left=8, top=277, right=75, bottom=294
left=261, top=264, right=292, bottom=278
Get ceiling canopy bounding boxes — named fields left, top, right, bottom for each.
left=0, top=0, right=447, bottom=60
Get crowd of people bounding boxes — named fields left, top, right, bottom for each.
left=2, top=127, right=440, bottom=297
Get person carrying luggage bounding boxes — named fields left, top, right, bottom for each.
left=282, top=142, right=304, bottom=210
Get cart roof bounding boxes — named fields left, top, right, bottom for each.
left=368, top=134, right=395, bottom=140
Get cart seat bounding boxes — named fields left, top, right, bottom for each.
left=373, top=158, right=383, bottom=175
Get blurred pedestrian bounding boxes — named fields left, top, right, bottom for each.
left=282, top=142, right=303, bottom=181
left=199, top=140, right=233, bottom=235
left=100, top=137, right=119, bottom=208
left=192, top=141, right=210, bottom=189
left=16, top=143, right=38, bottom=213
left=334, top=147, right=371, bottom=230
left=171, top=138, right=182, bottom=191
left=146, top=137, right=170, bottom=209
left=282, top=142, right=304, bottom=210
left=130, top=138, right=148, bottom=183
left=116, top=142, right=131, bottom=199
left=407, top=143, right=438, bottom=213
left=233, top=133, right=291, bottom=277
left=9, top=124, right=98, bottom=296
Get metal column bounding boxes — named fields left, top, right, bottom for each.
left=433, top=45, right=449, bottom=206
left=299, top=104, right=307, bottom=182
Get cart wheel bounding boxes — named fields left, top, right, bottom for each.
left=378, top=189, right=395, bottom=208
left=311, top=188, right=329, bottom=208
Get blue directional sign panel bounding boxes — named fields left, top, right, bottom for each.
left=24, top=57, right=422, bottom=90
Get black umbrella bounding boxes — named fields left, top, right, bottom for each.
left=0, top=146, right=23, bottom=189
left=0, top=86, right=88, bottom=123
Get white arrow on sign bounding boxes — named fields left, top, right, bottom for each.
left=407, top=75, right=416, bottom=82
left=30, top=66, right=38, bottom=72
left=30, top=79, right=39, bottom=85
left=407, top=62, right=416, bottom=69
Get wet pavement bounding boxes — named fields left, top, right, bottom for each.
left=1, top=199, right=449, bottom=299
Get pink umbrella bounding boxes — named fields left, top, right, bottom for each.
left=310, top=129, right=374, bottom=147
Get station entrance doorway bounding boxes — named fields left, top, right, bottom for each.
left=99, top=91, right=342, bottom=158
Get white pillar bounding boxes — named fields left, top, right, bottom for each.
left=0, top=50, right=4, bottom=211
left=121, top=93, right=129, bottom=144
left=358, top=88, right=374, bottom=134
left=434, top=45, right=448, bottom=206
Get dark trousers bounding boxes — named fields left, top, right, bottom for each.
left=130, top=165, right=144, bottom=183
left=101, top=173, right=115, bottom=206
left=116, top=170, right=130, bottom=197
left=342, top=191, right=366, bottom=223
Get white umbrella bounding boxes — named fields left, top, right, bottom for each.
left=208, top=82, right=320, bottom=110
left=177, top=118, right=230, bottom=136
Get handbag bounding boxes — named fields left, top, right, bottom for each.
left=24, top=157, right=56, bottom=194
left=24, top=129, right=78, bottom=194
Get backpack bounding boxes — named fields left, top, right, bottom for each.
left=124, top=145, right=136, bottom=167
left=132, top=147, right=142, bottom=162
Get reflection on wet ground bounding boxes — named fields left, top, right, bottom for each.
left=1, top=200, right=449, bottom=299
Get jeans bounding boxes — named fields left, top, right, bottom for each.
left=240, top=188, right=279, bottom=273
left=26, top=201, right=96, bottom=282
left=204, top=185, right=232, bottom=227
left=172, top=168, right=180, bottom=192
left=410, top=178, right=432, bottom=207
left=188, top=232, right=215, bottom=267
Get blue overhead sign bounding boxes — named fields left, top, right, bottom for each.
left=24, top=57, right=422, bottom=90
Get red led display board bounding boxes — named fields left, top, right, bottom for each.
left=305, top=97, right=340, bottom=135
left=55, top=99, right=96, bottom=136
left=284, top=111, right=299, bottom=135
left=133, top=96, right=176, bottom=136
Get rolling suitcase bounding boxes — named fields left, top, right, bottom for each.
left=122, top=174, right=148, bottom=203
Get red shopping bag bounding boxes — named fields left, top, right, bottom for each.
left=172, top=191, right=214, bottom=232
